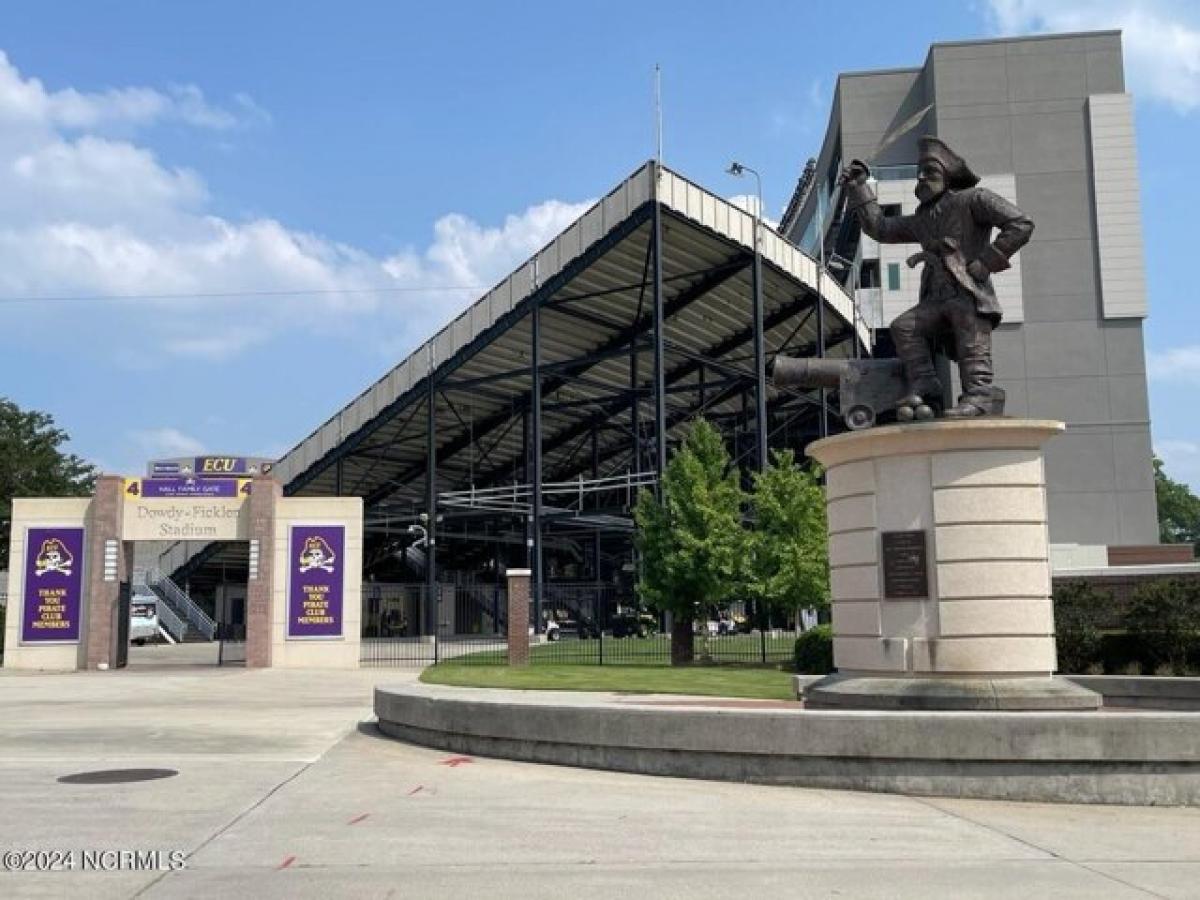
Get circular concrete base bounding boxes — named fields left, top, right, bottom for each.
left=374, top=682, right=1200, bottom=806
left=803, top=674, right=1102, bottom=711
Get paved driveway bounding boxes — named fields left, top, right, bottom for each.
left=0, top=666, right=1197, bottom=899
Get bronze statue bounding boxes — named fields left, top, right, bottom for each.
left=839, top=136, right=1034, bottom=419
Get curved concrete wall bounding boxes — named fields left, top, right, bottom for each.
left=375, top=683, right=1200, bottom=806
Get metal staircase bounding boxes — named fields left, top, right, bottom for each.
left=143, top=568, right=217, bottom=641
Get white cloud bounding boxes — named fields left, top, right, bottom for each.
left=129, top=427, right=206, bottom=459
left=0, top=50, right=261, bottom=131
left=0, top=51, right=594, bottom=363
left=985, top=1, right=1200, bottom=112
left=162, top=329, right=265, bottom=361
left=1148, top=344, right=1200, bottom=383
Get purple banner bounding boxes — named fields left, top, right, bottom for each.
left=287, top=525, right=345, bottom=639
left=129, top=478, right=247, bottom=498
left=21, top=527, right=84, bottom=643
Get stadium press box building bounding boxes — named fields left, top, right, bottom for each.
left=780, top=30, right=1160, bottom=567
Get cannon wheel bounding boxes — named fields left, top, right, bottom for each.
left=845, top=405, right=876, bottom=430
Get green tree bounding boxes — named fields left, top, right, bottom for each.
left=634, top=419, right=744, bottom=664
left=747, top=450, right=829, bottom=619
left=1155, top=457, right=1200, bottom=552
left=0, top=399, right=97, bottom=569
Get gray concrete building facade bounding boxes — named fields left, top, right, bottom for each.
left=782, top=31, right=1158, bottom=553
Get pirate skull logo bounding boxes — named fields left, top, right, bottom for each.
left=298, top=535, right=336, bottom=574
left=34, top=538, right=74, bottom=577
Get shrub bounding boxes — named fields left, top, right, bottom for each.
left=1124, top=579, right=1200, bottom=674
left=793, top=624, right=833, bottom=674
left=1052, top=581, right=1108, bottom=673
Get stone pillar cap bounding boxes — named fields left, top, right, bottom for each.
left=505, top=568, right=533, bottom=577
left=808, top=418, right=1065, bottom=468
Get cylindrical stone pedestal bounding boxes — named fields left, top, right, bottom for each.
left=804, top=419, right=1100, bottom=710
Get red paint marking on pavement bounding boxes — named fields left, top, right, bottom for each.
left=347, top=813, right=370, bottom=825
left=408, top=785, right=424, bottom=796
left=277, top=856, right=296, bottom=870
left=440, top=756, right=474, bottom=767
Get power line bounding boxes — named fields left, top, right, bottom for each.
left=0, top=284, right=489, bottom=306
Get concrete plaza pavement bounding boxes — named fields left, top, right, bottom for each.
left=0, top=663, right=1197, bottom=899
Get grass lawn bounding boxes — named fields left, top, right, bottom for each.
left=419, top=663, right=797, bottom=700
left=436, top=633, right=799, bottom=667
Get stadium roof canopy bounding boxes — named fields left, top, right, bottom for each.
left=163, top=161, right=866, bottom=581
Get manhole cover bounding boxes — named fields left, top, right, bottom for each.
left=57, top=768, right=178, bottom=785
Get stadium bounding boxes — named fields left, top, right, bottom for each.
left=148, top=161, right=867, bottom=662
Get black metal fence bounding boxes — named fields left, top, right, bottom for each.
left=360, top=583, right=508, bottom=667
left=359, top=581, right=805, bottom=667
left=218, top=622, right=246, bottom=666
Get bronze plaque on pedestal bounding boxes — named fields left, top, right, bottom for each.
left=881, top=531, right=929, bottom=599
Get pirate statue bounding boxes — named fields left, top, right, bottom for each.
left=839, top=137, right=1034, bottom=419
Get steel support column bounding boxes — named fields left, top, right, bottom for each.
left=425, top=372, right=438, bottom=637
left=815, top=284, right=829, bottom=438
left=751, top=216, right=768, bottom=470
left=630, top=328, right=640, bottom=474
left=530, top=292, right=544, bottom=632
left=651, top=165, right=667, bottom=478
left=591, top=426, right=601, bottom=579
left=521, top=410, right=530, bottom=567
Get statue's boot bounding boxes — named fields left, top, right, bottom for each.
left=944, top=396, right=991, bottom=418
left=945, top=355, right=998, bottom=418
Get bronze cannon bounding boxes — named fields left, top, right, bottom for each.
left=772, top=356, right=907, bottom=431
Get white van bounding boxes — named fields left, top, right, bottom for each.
left=130, top=597, right=159, bottom=645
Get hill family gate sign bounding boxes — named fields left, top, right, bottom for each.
left=2, top=474, right=362, bottom=671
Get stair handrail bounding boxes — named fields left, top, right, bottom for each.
left=146, top=568, right=216, bottom=640
left=154, top=599, right=188, bottom=643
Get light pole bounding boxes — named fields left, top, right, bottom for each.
left=727, top=161, right=768, bottom=472
left=829, top=252, right=863, bottom=359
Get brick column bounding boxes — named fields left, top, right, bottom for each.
left=438, top=584, right=457, bottom=636
left=246, top=476, right=281, bottom=668
left=505, top=569, right=531, bottom=666
left=83, top=476, right=124, bottom=670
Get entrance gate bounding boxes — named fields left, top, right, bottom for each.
left=209, top=584, right=246, bottom=666
left=2, top=474, right=363, bottom=671
left=218, top=626, right=246, bottom=666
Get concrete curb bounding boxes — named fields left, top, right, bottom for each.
left=374, top=682, right=1200, bottom=806
left=1065, top=675, right=1200, bottom=710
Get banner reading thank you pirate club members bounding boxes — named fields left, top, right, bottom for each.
left=287, top=525, right=345, bottom=639
left=21, top=527, right=85, bottom=643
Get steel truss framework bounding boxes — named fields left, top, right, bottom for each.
left=169, top=164, right=862, bottom=621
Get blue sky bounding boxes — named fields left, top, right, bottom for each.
left=0, top=0, right=1198, bottom=489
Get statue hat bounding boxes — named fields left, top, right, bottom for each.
left=918, top=136, right=979, bottom=189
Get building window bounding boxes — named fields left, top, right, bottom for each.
left=860, top=260, right=880, bottom=289
left=887, top=263, right=901, bottom=291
